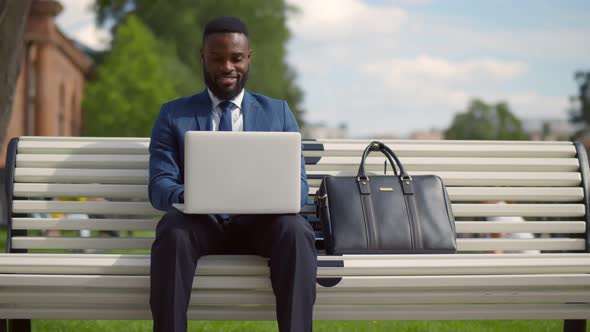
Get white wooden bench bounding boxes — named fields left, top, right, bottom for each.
left=1, top=136, right=589, bottom=332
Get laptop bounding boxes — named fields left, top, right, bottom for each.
left=173, top=131, right=302, bottom=214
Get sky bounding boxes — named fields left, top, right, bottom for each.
left=56, top=0, right=590, bottom=138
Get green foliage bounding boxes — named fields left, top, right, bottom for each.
left=93, top=0, right=305, bottom=126
left=82, top=15, right=198, bottom=137
left=444, top=99, right=528, bottom=140
left=568, top=71, right=590, bottom=128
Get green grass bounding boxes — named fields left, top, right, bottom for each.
left=1, top=226, right=6, bottom=253
left=30, top=319, right=587, bottom=331
left=2, top=227, right=588, bottom=331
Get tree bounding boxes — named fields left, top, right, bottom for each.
left=0, top=0, right=33, bottom=149
left=568, top=71, right=590, bottom=128
left=444, top=99, right=528, bottom=140
left=94, top=0, right=305, bottom=126
left=82, top=15, right=195, bottom=136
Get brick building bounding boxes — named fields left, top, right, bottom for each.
left=1, top=0, right=93, bottom=167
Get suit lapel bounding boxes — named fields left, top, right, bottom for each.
left=190, top=90, right=213, bottom=131
left=242, top=91, right=262, bottom=131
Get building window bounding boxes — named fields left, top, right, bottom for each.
left=26, top=50, right=36, bottom=135
left=58, top=84, right=65, bottom=136
left=71, top=94, right=77, bottom=135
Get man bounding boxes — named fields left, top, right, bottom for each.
left=148, top=16, right=317, bottom=332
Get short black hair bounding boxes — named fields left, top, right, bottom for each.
left=203, top=16, right=249, bottom=41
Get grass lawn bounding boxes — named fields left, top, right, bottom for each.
left=1, top=226, right=5, bottom=253
left=2, top=227, right=587, bottom=331
left=31, top=319, right=585, bottom=331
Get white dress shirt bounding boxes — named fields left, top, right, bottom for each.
left=208, top=89, right=244, bottom=132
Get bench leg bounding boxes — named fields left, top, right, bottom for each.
left=0, top=319, right=6, bottom=332
left=564, top=319, right=586, bottom=332
left=8, top=320, right=30, bottom=332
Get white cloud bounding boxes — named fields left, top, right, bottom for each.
left=69, top=24, right=112, bottom=50
left=358, top=55, right=529, bottom=112
left=357, top=55, right=565, bottom=135
left=288, top=0, right=407, bottom=42
left=56, top=0, right=111, bottom=50
left=363, top=55, right=528, bottom=85
left=509, top=92, right=569, bottom=120
left=407, top=15, right=590, bottom=63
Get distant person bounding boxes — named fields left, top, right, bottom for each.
left=148, top=16, right=316, bottom=332
left=487, top=201, right=540, bottom=254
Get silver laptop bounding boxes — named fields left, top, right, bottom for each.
left=173, top=131, right=301, bottom=214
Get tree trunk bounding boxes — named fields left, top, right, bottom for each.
left=0, top=0, right=32, bottom=149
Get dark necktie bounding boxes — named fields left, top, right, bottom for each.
left=218, top=101, right=234, bottom=131
left=217, top=101, right=234, bottom=222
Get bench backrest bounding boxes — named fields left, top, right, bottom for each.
left=4, top=136, right=590, bottom=253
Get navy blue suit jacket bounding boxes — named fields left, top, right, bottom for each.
left=148, top=90, right=309, bottom=211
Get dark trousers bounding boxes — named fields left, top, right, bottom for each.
left=150, top=209, right=318, bottom=332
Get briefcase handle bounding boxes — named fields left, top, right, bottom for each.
left=358, top=141, right=410, bottom=180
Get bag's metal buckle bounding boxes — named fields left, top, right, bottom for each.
left=357, top=176, right=369, bottom=183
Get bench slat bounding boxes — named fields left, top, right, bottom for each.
left=305, top=143, right=577, bottom=158
left=452, top=203, right=585, bottom=217
left=12, top=200, right=162, bottom=216
left=13, top=183, right=149, bottom=199
left=20, top=136, right=573, bottom=145
left=2, top=254, right=590, bottom=276
left=15, top=168, right=583, bottom=186
left=1, top=289, right=588, bottom=306
left=1, top=274, right=588, bottom=289
left=12, top=218, right=159, bottom=231
left=308, top=186, right=585, bottom=202
left=308, top=157, right=580, bottom=172
left=15, top=184, right=586, bottom=203
left=307, top=171, right=582, bottom=187
left=10, top=237, right=585, bottom=251
left=455, top=221, right=586, bottom=233
left=16, top=154, right=581, bottom=172
left=11, top=200, right=586, bottom=217
left=15, top=168, right=147, bottom=184
left=16, top=154, right=149, bottom=169
left=444, top=187, right=584, bottom=202
left=17, top=138, right=576, bottom=157
left=19, top=136, right=572, bottom=144
left=11, top=237, right=154, bottom=250
left=11, top=218, right=586, bottom=234
left=458, top=238, right=585, bottom=251
left=17, top=141, right=149, bottom=155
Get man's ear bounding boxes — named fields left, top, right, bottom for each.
left=200, top=48, right=204, bottom=64
left=247, top=49, right=252, bottom=64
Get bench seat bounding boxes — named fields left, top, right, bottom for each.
left=2, top=136, right=590, bottom=331
left=1, top=253, right=589, bottom=321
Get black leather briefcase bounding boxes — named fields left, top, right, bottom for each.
left=317, top=141, right=456, bottom=254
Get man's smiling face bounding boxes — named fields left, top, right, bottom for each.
left=201, top=32, right=251, bottom=100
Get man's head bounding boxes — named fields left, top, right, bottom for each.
left=201, top=16, right=251, bottom=100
